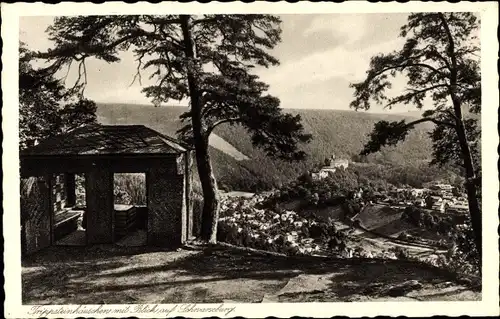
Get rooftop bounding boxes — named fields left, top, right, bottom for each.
left=21, top=124, right=190, bottom=157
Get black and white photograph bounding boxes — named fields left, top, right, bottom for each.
left=2, top=2, right=499, bottom=318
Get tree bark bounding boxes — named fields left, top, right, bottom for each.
left=452, top=98, right=482, bottom=259
left=180, top=15, right=220, bottom=243
left=439, top=12, right=482, bottom=260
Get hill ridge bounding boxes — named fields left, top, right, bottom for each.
left=96, top=103, right=444, bottom=191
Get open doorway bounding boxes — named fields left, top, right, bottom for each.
left=53, top=173, right=87, bottom=246
left=113, top=173, right=147, bottom=247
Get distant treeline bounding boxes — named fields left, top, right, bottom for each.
left=98, top=104, right=461, bottom=192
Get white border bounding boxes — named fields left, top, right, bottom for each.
left=2, top=2, right=499, bottom=318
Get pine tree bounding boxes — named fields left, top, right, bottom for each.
left=350, top=13, right=482, bottom=257
left=35, top=15, right=312, bottom=242
left=20, top=42, right=97, bottom=149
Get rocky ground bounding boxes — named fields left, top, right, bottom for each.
left=22, top=243, right=480, bottom=304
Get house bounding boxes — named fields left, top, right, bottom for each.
left=431, top=201, right=448, bottom=213
left=427, top=195, right=442, bottom=204
left=315, top=167, right=338, bottom=179
left=425, top=195, right=445, bottom=210
left=324, top=154, right=349, bottom=170
left=311, top=154, right=349, bottom=180
left=436, top=184, right=453, bottom=191
left=447, top=202, right=469, bottom=214
left=20, top=124, right=194, bottom=255
left=430, top=183, right=454, bottom=196
left=411, top=188, right=426, bottom=197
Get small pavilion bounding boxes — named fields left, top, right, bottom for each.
left=20, top=124, right=194, bottom=255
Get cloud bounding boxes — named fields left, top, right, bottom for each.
left=303, top=14, right=369, bottom=46
left=253, top=13, right=409, bottom=110
left=253, top=31, right=413, bottom=111
left=19, top=14, right=414, bottom=112
left=256, top=35, right=403, bottom=92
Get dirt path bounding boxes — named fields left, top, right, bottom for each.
left=22, top=244, right=479, bottom=304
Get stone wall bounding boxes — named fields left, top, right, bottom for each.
left=86, top=169, right=114, bottom=244
left=185, top=151, right=194, bottom=239
left=21, top=176, right=52, bottom=255
left=147, top=164, right=186, bottom=247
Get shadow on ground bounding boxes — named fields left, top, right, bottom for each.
left=22, top=244, right=481, bottom=304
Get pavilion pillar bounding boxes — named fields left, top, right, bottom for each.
left=147, top=166, right=186, bottom=247
left=22, top=175, right=53, bottom=255
left=85, top=169, right=114, bottom=244
left=185, top=151, right=194, bottom=239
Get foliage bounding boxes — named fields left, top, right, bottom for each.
left=349, top=12, right=482, bottom=256
left=271, top=169, right=358, bottom=208
left=38, top=14, right=313, bottom=242
left=429, top=116, right=481, bottom=171
left=360, top=120, right=411, bottom=156
left=19, top=42, right=97, bottom=149
left=350, top=13, right=480, bottom=171
left=113, top=174, right=147, bottom=206
left=401, top=206, right=479, bottom=275
left=36, top=14, right=312, bottom=160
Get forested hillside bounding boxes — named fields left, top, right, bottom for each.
left=97, top=103, right=456, bottom=191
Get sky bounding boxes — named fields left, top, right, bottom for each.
left=19, top=13, right=423, bottom=113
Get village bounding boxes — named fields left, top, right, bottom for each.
left=312, top=155, right=470, bottom=216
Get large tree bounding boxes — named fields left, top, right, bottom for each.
left=20, top=42, right=97, bottom=149
left=350, top=13, right=481, bottom=256
left=35, top=15, right=312, bottom=243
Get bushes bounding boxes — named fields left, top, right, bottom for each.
left=401, top=206, right=480, bottom=276
left=265, top=169, right=360, bottom=211
left=113, top=173, right=146, bottom=205
left=389, top=246, right=410, bottom=260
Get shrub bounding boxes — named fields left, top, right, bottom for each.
left=397, top=232, right=408, bottom=240
left=389, top=246, right=410, bottom=260
left=113, top=173, right=146, bottom=205
left=300, top=224, right=310, bottom=238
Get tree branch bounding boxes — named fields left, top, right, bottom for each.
left=130, top=50, right=148, bottom=86
left=370, top=62, right=447, bottom=82
left=192, top=17, right=219, bottom=26
left=406, top=117, right=456, bottom=129
left=148, top=17, right=182, bottom=25
left=421, top=43, right=452, bottom=72
left=438, top=13, right=458, bottom=85
left=205, top=117, right=241, bottom=137
left=385, top=84, right=449, bottom=108
left=34, top=27, right=163, bottom=62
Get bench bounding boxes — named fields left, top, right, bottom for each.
left=55, top=210, right=83, bottom=226
left=114, top=205, right=137, bottom=239
left=54, top=209, right=83, bottom=241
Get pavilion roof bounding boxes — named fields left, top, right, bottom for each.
left=21, top=124, right=190, bottom=157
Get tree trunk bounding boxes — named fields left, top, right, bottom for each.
left=439, top=12, right=482, bottom=260
left=180, top=15, right=220, bottom=243
left=195, top=140, right=220, bottom=243
left=452, top=101, right=482, bottom=260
